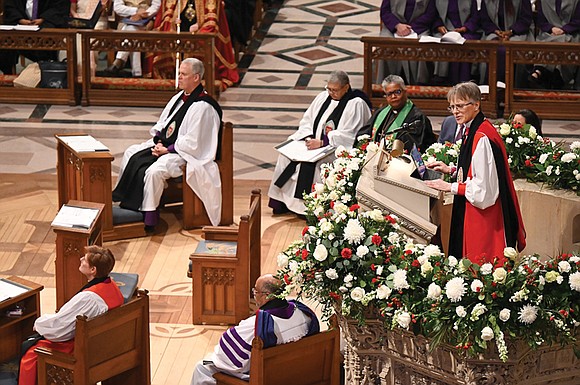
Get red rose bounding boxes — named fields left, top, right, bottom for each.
left=349, top=204, right=360, bottom=212
left=341, top=248, right=352, bottom=259
left=301, top=249, right=309, bottom=260
left=372, top=234, right=382, bottom=245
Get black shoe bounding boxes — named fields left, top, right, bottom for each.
left=144, top=225, right=155, bottom=233
left=103, top=64, right=121, bottom=77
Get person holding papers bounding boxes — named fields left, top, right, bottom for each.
left=379, top=0, right=439, bottom=84
left=19, top=245, right=123, bottom=385
left=104, top=0, right=161, bottom=77
left=357, top=75, right=436, bottom=154
left=268, top=71, right=371, bottom=216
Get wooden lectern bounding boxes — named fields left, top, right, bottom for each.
left=0, top=276, right=43, bottom=363
left=51, top=200, right=104, bottom=309
left=56, top=134, right=146, bottom=241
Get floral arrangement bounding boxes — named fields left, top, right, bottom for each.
left=421, top=141, right=461, bottom=182
left=496, top=121, right=580, bottom=195
left=277, top=139, right=580, bottom=362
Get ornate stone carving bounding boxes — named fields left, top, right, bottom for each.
left=202, top=267, right=235, bottom=286
left=339, top=316, right=580, bottom=385
left=46, top=363, right=73, bottom=385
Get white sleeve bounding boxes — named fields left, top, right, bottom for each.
left=149, top=93, right=182, bottom=135
left=34, top=292, right=108, bottom=342
left=147, top=0, right=161, bottom=17
left=211, top=316, right=256, bottom=375
left=174, top=102, right=221, bottom=161
left=289, top=92, right=327, bottom=141
left=462, top=136, right=499, bottom=209
left=327, top=98, right=372, bottom=148
left=113, top=0, right=138, bottom=17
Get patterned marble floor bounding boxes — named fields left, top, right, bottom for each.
left=0, top=1, right=579, bottom=384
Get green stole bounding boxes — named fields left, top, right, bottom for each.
left=372, top=99, right=414, bottom=141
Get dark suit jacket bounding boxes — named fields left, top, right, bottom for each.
left=438, top=115, right=459, bottom=143
left=4, top=0, right=69, bottom=27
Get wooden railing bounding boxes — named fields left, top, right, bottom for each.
left=0, top=29, right=78, bottom=105
left=80, top=30, right=215, bottom=107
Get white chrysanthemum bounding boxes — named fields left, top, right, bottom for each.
left=445, top=277, right=467, bottom=302
left=325, top=268, right=339, bottom=280
left=344, top=219, right=365, bottom=244
left=376, top=285, right=392, bottom=299
left=481, top=326, right=494, bottom=341
left=396, top=311, right=412, bottom=329
left=277, top=253, right=289, bottom=268
left=558, top=261, right=571, bottom=273
left=356, top=245, right=369, bottom=258
left=455, top=305, right=467, bottom=317
left=427, top=283, right=442, bottom=300
left=499, top=308, right=511, bottom=322
left=518, top=304, right=538, bottom=324
left=393, top=269, right=410, bottom=290
left=350, top=287, right=365, bottom=302
left=539, top=153, right=549, bottom=164
left=471, top=279, right=484, bottom=293
left=561, top=153, right=577, bottom=163
left=480, top=263, right=493, bottom=275
left=313, top=244, right=328, bottom=262
left=569, top=272, right=580, bottom=292
left=423, top=244, right=442, bottom=258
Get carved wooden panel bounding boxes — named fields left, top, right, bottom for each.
left=202, top=267, right=235, bottom=286
left=46, top=364, right=73, bottom=385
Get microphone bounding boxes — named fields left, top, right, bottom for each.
left=390, top=120, right=423, bottom=134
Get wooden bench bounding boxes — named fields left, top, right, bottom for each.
left=35, top=289, right=150, bottom=385
left=189, top=189, right=261, bottom=325
left=79, top=30, right=216, bottom=107
left=0, top=29, right=79, bottom=105
left=363, top=36, right=500, bottom=117
left=504, top=40, right=580, bottom=120
left=162, top=121, right=234, bottom=229
left=213, top=315, right=341, bottom=385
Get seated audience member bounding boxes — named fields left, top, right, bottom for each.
left=268, top=70, right=372, bottom=216
left=529, top=0, right=580, bottom=90
left=379, top=0, right=439, bottom=84
left=113, top=58, right=222, bottom=229
left=512, top=108, right=543, bottom=136
left=19, top=246, right=123, bottom=385
left=358, top=75, right=436, bottom=153
left=0, top=0, right=69, bottom=74
left=144, top=0, right=239, bottom=91
left=438, top=114, right=465, bottom=143
left=104, top=0, right=161, bottom=77
left=190, top=274, right=320, bottom=385
left=432, top=0, right=482, bottom=84
left=479, top=0, right=534, bottom=83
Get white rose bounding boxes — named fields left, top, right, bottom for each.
left=421, top=261, right=433, bottom=276
left=356, top=245, right=369, bottom=258
left=313, top=244, right=328, bottom=262
left=368, top=209, right=384, bottom=222
left=448, top=256, right=458, bottom=267
left=314, top=183, right=325, bottom=194
left=480, top=263, right=493, bottom=275
left=320, top=220, right=333, bottom=233
left=350, top=287, right=365, bottom=302
left=456, top=306, right=467, bottom=318
left=277, top=253, right=289, bottom=268
left=481, top=326, right=494, bottom=341
left=387, top=232, right=400, bottom=244
left=528, top=126, right=537, bottom=139
left=333, top=202, right=348, bottom=214
left=499, top=308, right=511, bottom=322
left=493, top=267, right=507, bottom=284
left=325, top=268, right=339, bottom=280
left=396, top=311, right=412, bottom=329
left=558, top=261, right=571, bottom=273
left=504, top=247, right=518, bottom=261
left=499, top=123, right=511, bottom=136
left=376, top=285, right=392, bottom=299
left=427, top=283, right=442, bottom=300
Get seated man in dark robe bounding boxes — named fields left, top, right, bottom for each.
left=357, top=74, right=436, bottom=154
left=0, top=0, right=69, bottom=74
left=112, top=58, right=223, bottom=229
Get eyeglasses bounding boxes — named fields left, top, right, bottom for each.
left=252, top=288, right=269, bottom=296
left=325, top=84, right=345, bottom=94
left=385, top=89, right=403, bottom=98
left=447, top=102, right=473, bottom=112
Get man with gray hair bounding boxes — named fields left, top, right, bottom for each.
left=358, top=75, right=435, bottom=153
left=113, top=58, right=223, bottom=229
left=268, top=70, right=372, bottom=216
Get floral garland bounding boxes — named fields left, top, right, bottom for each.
left=277, top=138, right=580, bottom=362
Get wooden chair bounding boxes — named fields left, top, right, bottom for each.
left=213, top=315, right=341, bottom=385
left=35, top=290, right=150, bottom=385
left=163, top=121, right=234, bottom=229
left=189, top=189, right=261, bottom=325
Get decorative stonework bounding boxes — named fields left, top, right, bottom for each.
left=339, top=316, right=580, bottom=385
left=202, top=267, right=235, bottom=286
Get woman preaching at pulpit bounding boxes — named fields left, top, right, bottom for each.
left=424, top=82, right=526, bottom=266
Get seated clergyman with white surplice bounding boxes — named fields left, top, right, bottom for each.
left=268, top=70, right=372, bottom=216
left=112, top=58, right=222, bottom=230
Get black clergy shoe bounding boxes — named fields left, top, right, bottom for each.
left=104, top=64, right=122, bottom=77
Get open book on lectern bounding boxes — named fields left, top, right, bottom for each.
left=51, top=204, right=99, bottom=229
left=275, top=139, right=335, bottom=163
